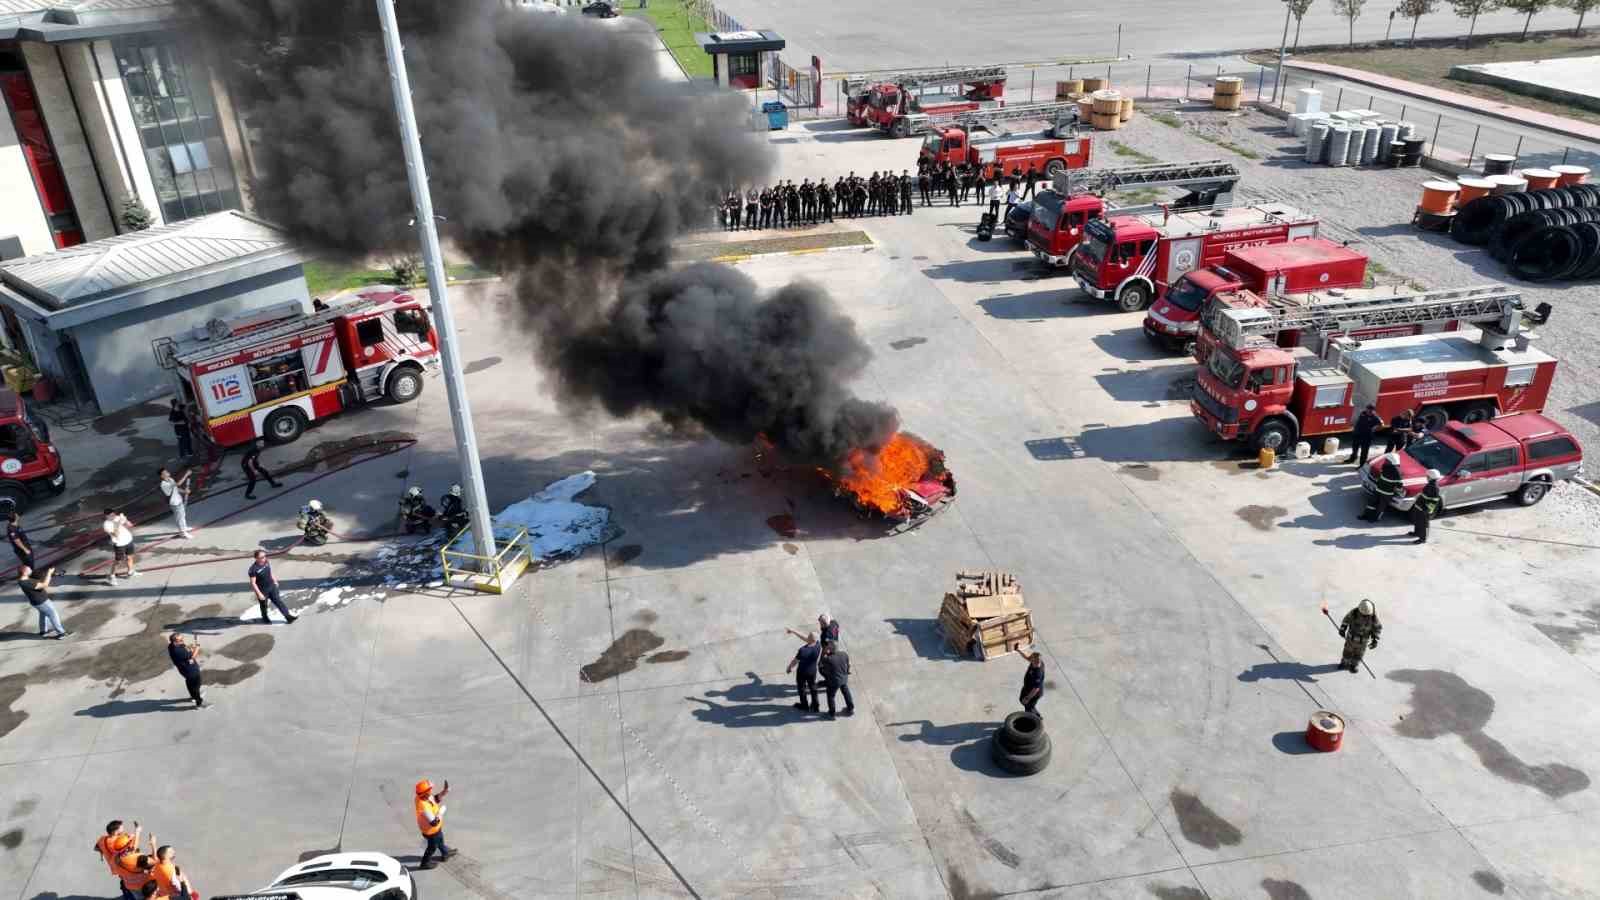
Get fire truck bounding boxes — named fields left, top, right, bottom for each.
left=1070, top=202, right=1320, bottom=313
left=845, top=66, right=1008, bottom=138
left=0, top=389, right=64, bottom=511
left=1026, top=159, right=1242, bottom=269
left=1190, top=285, right=1555, bottom=453
left=156, top=288, right=440, bottom=449
left=1143, top=238, right=1368, bottom=351
left=917, top=102, right=1090, bottom=178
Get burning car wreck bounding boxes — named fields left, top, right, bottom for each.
left=760, top=432, right=957, bottom=530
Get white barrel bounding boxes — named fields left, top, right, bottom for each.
left=1486, top=173, right=1528, bottom=194
left=1294, top=441, right=1312, bottom=459
left=1322, top=437, right=1341, bottom=456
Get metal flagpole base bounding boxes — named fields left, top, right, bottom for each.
left=440, top=520, right=534, bottom=594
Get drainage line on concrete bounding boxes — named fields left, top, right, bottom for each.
left=448, top=597, right=703, bottom=900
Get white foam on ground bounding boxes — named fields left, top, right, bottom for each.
left=494, top=471, right=611, bottom=561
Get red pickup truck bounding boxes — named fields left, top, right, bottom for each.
left=1362, top=412, right=1583, bottom=512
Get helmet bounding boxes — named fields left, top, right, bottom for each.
left=1359, top=599, right=1375, bottom=615
left=406, top=486, right=422, bottom=498
left=415, top=779, right=433, bottom=796
left=1426, top=469, right=1441, bottom=481
left=307, top=499, right=323, bottom=511
left=1384, top=453, right=1400, bottom=466
left=449, top=484, right=462, bottom=497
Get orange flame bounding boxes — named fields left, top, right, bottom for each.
left=825, top=432, right=939, bottom=515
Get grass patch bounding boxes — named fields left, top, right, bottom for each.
left=624, top=0, right=714, bottom=79
left=1151, top=111, right=1183, bottom=128
left=1109, top=140, right=1159, bottom=164
left=1283, top=33, right=1600, bottom=126
left=1202, top=137, right=1260, bottom=160
left=1364, top=258, right=1428, bottom=292
left=676, top=230, right=873, bottom=261
left=303, top=260, right=498, bottom=296
left=1146, top=112, right=1262, bottom=160
left=1110, top=187, right=1164, bottom=204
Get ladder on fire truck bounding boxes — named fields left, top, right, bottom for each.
left=918, top=100, right=1088, bottom=140
left=1212, top=284, right=1526, bottom=350
left=842, top=65, right=1009, bottom=96
left=1052, top=159, right=1241, bottom=198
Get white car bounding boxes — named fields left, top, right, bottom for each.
left=214, top=853, right=413, bottom=900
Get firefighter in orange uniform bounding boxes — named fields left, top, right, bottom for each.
left=414, top=778, right=453, bottom=869
left=94, top=820, right=140, bottom=900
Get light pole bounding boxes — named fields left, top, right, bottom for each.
left=1272, top=0, right=1292, bottom=103
left=375, top=0, right=496, bottom=563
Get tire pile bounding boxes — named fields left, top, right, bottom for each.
left=1448, top=183, right=1600, bottom=281
left=991, top=711, right=1052, bottom=775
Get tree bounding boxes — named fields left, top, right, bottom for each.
left=1331, top=0, right=1369, bottom=46
left=119, top=196, right=152, bottom=232
left=1397, top=0, right=1440, bottom=44
left=1503, top=0, right=1552, bottom=37
left=1559, top=0, right=1599, bottom=34
left=1451, top=0, right=1503, bottom=45
left=1288, top=0, right=1315, bottom=49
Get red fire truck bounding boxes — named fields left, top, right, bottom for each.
left=1142, top=238, right=1368, bottom=351
left=1070, top=202, right=1320, bottom=313
left=1190, top=285, right=1554, bottom=453
left=917, top=102, right=1090, bottom=178
left=0, top=389, right=65, bottom=511
left=1026, top=160, right=1242, bottom=269
left=846, top=66, right=1008, bottom=138
left=157, top=289, right=440, bottom=449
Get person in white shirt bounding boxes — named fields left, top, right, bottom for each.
left=1005, top=185, right=1020, bottom=220
left=988, top=182, right=1001, bottom=219
left=102, top=509, right=138, bottom=584
left=159, top=468, right=193, bottom=539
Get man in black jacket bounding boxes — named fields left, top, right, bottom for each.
left=241, top=439, right=282, bottom=500
left=1384, top=408, right=1413, bottom=454
left=1019, top=651, right=1045, bottom=718
left=1347, top=403, right=1382, bottom=466
left=818, top=641, right=854, bottom=719
left=786, top=632, right=820, bottom=713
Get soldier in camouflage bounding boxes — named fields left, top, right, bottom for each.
left=1339, top=599, right=1381, bottom=672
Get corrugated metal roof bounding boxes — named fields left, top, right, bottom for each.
left=0, top=211, right=294, bottom=310
left=0, top=0, right=170, bottom=13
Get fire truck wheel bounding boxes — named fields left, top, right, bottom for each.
left=1251, top=419, right=1294, bottom=454
left=0, top=485, right=26, bottom=514
left=386, top=367, right=425, bottom=404
left=891, top=119, right=909, bottom=139
left=1516, top=480, right=1550, bottom=507
left=1044, top=158, right=1066, bottom=177
left=263, top=408, right=307, bottom=445
left=1116, top=283, right=1151, bottom=312
left=1417, top=405, right=1449, bottom=432
left=1459, top=402, right=1496, bottom=425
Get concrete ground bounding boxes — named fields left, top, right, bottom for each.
left=4, top=106, right=1600, bottom=900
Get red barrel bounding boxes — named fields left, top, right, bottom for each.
left=1306, top=710, right=1345, bottom=752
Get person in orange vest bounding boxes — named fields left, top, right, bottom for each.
left=146, top=834, right=198, bottom=900
left=114, top=850, right=155, bottom=900
left=414, top=778, right=453, bottom=869
left=94, top=820, right=141, bottom=900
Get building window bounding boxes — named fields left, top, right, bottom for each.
left=111, top=36, right=240, bottom=224
left=0, top=44, right=84, bottom=249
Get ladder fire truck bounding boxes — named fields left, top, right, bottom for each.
left=156, top=288, right=440, bottom=450
left=847, top=65, right=1010, bottom=137
left=1190, top=284, right=1556, bottom=453
left=1071, top=201, right=1319, bottom=313
left=1026, top=159, right=1242, bottom=268
left=918, top=101, right=1093, bottom=177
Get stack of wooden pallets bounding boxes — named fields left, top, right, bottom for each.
left=938, top=570, right=1034, bottom=660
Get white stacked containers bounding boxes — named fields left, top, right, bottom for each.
left=1326, top=126, right=1351, bottom=167
left=1295, top=88, right=1322, bottom=115
left=1305, top=123, right=1329, bottom=163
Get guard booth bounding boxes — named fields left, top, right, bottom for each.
left=694, top=30, right=785, bottom=90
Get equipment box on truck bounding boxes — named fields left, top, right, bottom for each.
left=1362, top=413, right=1582, bottom=511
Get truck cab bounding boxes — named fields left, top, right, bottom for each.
left=1071, top=216, right=1161, bottom=310
left=1144, top=266, right=1244, bottom=351
left=1364, top=413, right=1583, bottom=511
left=1025, top=191, right=1107, bottom=265
left=1191, top=340, right=1325, bottom=452
left=0, top=389, right=65, bottom=511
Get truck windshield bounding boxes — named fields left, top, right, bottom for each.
left=922, top=134, right=940, bottom=155
left=1031, top=192, right=1063, bottom=231
left=1164, top=277, right=1210, bottom=313
left=1405, top=436, right=1465, bottom=474
left=1080, top=219, right=1114, bottom=264
left=1206, top=350, right=1246, bottom=389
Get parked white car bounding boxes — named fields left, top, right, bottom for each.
left=212, top=853, right=413, bottom=900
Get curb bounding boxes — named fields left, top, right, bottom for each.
left=1280, top=61, right=1600, bottom=145
left=707, top=240, right=876, bottom=264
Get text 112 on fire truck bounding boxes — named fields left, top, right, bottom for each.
left=153, top=288, right=440, bottom=449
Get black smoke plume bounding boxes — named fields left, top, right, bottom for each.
left=181, top=0, right=898, bottom=466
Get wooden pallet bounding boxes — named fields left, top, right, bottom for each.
left=940, top=569, right=1034, bottom=660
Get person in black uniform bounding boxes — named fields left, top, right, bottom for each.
left=786, top=632, right=821, bottom=713
left=771, top=182, right=786, bottom=228
left=168, top=399, right=193, bottom=459
left=1022, top=161, right=1039, bottom=199
left=1384, top=408, right=1412, bottom=453
left=1347, top=403, right=1382, bottom=466
left=853, top=178, right=868, bottom=217
left=724, top=190, right=740, bottom=230
left=1407, top=413, right=1428, bottom=449
left=899, top=170, right=913, bottom=215
left=167, top=633, right=204, bottom=708
left=758, top=186, right=772, bottom=229
left=744, top=186, right=758, bottom=230
left=1019, top=651, right=1045, bottom=718
left=918, top=168, right=932, bottom=207
left=787, top=180, right=801, bottom=226
left=7, top=510, right=33, bottom=570
left=241, top=439, right=282, bottom=500
left=962, top=165, right=976, bottom=204
left=866, top=173, right=880, bottom=216
left=819, top=179, right=834, bottom=222
left=1412, top=469, right=1443, bottom=543
left=803, top=179, right=817, bottom=223
left=947, top=166, right=960, bottom=206
left=1362, top=452, right=1405, bottom=522
left=818, top=641, right=854, bottom=719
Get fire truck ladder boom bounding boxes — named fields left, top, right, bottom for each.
left=941, top=100, right=1083, bottom=130
left=843, top=65, right=1009, bottom=95
left=1215, top=285, right=1525, bottom=350
left=1053, top=159, right=1240, bottom=196
left=166, top=296, right=393, bottom=367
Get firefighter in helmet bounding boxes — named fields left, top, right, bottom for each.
left=399, top=486, right=435, bottom=533
left=297, top=499, right=333, bottom=545
left=1361, top=453, right=1405, bottom=522
left=1338, top=599, right=1382, bottom=673
left=439, top=484, right=469, bottom=534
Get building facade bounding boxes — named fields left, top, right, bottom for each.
left=0, top=1, right=255, bottom=260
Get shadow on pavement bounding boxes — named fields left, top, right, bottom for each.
left=1271, top=730, right=1322, bottom=755
left=976, top=290, right=1100, bottom=320
left=885, top=617, right=957, bottom=660
left=1237, top=661, right=1343, bottom=684
left=74, top=697, right=193, bottom=718
left=885, top=718, right=993, bottom=746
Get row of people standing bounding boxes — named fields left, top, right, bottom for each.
left=917, top=158, right=1045, bottom=210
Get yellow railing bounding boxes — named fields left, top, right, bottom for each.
left=440, top=523, right=533, bottom=594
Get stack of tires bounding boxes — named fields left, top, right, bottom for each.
left=1449, top=183, right=1600, bottom=281
left=991, top=711, right=1052, bottom=775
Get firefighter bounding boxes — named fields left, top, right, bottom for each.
left=759, top=186, right=773, bottom=229
left=296, top=499, right=333, bottom=545
left=772, top=182, right=786, bottom=228
left=744, top=185, right=759, bottom=231
left=414, top=778, right=453, bottom=869
left=799, top=178, right=814, bottom=224
left=1338, top=599, right=1381, bottom=673
left=819, top=178, right=834, bottom=222
left=724, top=190, right=740, bottom=230
left=1384, top=408, right=1412, bottom=453
left=1361, top=453, right=1405, bottom=522
left=1412, top=469, right=1443, bottom=543
left=961, top=165, right=976, bottom=204
left=1347, top=403, right=1382, bottom=466
left=786, top=180, right=801, bottom=226
left=919, top=168, right=932, bottom=207
left=439, top=484, right=469, bottom=534
left=399, top=486, right=435, bottom=533
left=1022, top=161, right=1039, bottom=199
left=866, top=172, right=879, bottom=216
left=900, top=170, right=913, bottom=215
left=854, top=177, right=868, bottom=217
left=1407, top=413, right=1428, bottom=449
left=947, top=167, right=960, bottom=206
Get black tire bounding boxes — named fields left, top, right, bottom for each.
left=1045, top=158, right=1066, bottom=177
left=1516, top=479, right=1550, bottom=507
left=0, top=484, right=27, bottom=514
left=1459, top=401, right=1496, bottom=425
left=1417, top=405, right=1449, bottom=432
left=263, top=408, right=307, bottom=445
left=1001, top=711, right=1046, bottom=749
left=891, top=119, right=910, bottom=139
left=1251, top=419, right=1294, bottom=454
left=1116, top=281, right=1152, bottom=312
left=991, top=731, right=1053, bottom=775
left=996, top=726, right=1043, bottom=755
left=386, top=366, right=424, bottom=404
